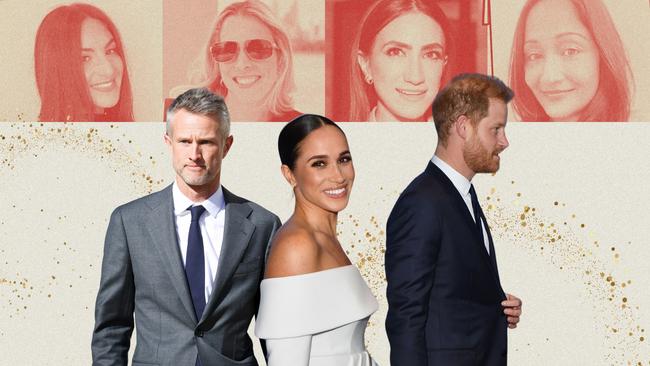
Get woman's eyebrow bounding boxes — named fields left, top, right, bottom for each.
left=525, top=31, right=590, bottom=45
left=554, top=32, right=590, bottom=41
left=382, top=41, right=412, bottom=50
left=421, top=43, right=444, bottom=50
left=81, top=37, right=115, bottom=52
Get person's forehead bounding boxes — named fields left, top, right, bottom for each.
left=525, top=0, right=589, bottom=42
left=374, top=12, right=445, bottom=49
left=298, top=126, right=348, bottom=155
left=81, top=17, right=113, bottom=46
left=485, top=98, right=507, bottom=121
left=171, top=110, right=221, bottom=133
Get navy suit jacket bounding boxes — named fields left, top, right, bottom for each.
left=385, top=162, right=508, bottom=366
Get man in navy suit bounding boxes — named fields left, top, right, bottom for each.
left=385, top=73, right=523, bottom=366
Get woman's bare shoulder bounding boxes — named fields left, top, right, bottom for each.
left=264, top=223, right=320, bottom=278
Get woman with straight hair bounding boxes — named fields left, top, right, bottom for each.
left=34, top=3, right=133, bottom=122
left=349, top=0, right=454, bottom=122
left=509, top=0, right=633, bottom=121
left=255, top=115, right=379, bottom=365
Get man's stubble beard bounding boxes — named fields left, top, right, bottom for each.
left=463, top=134, right=500, bottom=174
left=177, top=166, right=217, bottom=187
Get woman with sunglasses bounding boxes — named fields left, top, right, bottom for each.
left=34, top=3, right=134, bottom=122
left=255, top=114, right=379, bottom=365
left=197, top=0, right=301, bottom=122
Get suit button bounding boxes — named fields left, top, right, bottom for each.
left=195, top=330, right=204, bottom=337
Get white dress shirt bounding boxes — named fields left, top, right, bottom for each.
left=432, top=155, right=490, bottom=254
left=172, top=182, right=226, bottom=302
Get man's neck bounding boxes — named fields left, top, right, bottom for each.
left=434, top=145, right=475, bottom=181
left=175, top=177, right=220, bottom=202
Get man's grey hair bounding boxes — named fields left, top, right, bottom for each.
left=166, top=88, right=230, bottom=139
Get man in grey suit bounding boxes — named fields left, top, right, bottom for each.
left=92, top=88, right=280, bottom=366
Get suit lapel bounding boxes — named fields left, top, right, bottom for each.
left=199, top=188, right=255, bottom=324
left=425, top=163, right=501, bottom=283
left=479, top=211, right=505, bottom=295
left=146, top=185, right=197, bottom=323
left=426, top=163, right=485, bottom=242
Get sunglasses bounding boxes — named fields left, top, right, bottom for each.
left=210, top=39, right=277, bottom=62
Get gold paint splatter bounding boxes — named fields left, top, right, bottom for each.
left=483, top=185, right=646, bottom=363
left=0, top=123, right=167, bottom=322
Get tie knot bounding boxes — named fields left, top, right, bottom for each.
left=469, top=184, right=478, bottom=198
left=189, top=205, right=206, bottom=222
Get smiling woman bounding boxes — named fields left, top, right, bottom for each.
left=509, top=0, right=633, bottom=121
left=34, top=3, right=133, bottom=122
left=347, top=0, right=453, bottom=122
left=192, top=0, right=301, bottom=122
left=255, top=114, right=379, bottom=365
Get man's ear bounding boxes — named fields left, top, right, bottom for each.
left=454, top=115, right=471, bottom=140
left=222, top=135, right=234, bottom=158
left=281, top=164, right=296, bottom=188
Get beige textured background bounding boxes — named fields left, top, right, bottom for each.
left=1, top=123, right=649, bottom=365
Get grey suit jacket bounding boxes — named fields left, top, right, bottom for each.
left=92, top=185, right=281, bottom=366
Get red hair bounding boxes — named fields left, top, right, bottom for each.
left=509, top=0, right=633, bottom=121
left=34, top=3, right=133, bottom=122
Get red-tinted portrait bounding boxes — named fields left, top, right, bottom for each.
left=326, top=0, right=488, bottom=122
left=508, top=0, right=634, bottom=122
left=34, top=3, right=134, bottom=122
left=164, top=0, right=324, bottom=122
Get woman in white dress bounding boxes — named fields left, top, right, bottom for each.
left=255, top=114, right=379, bottom=365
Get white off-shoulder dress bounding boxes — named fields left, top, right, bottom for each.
left=255, top=265, right=379, bottom=366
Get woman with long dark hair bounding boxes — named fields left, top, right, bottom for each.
left=34, top=3, right=133, bottom=122
left=509, top=0, right=633, bottom=121
left=349, top=0, right=453, bottom=121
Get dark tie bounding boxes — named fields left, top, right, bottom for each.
left=185, top=205, right=206, bottom=322
left=469, top=184, right=485, bottom=247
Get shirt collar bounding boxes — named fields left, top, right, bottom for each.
left=431, top=155, right=472, bottom=196
left=172, top=181, right=226, bottom=217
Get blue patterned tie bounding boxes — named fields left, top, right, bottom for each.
left=185, top=205, right=206, bottom=321
left=469, top=184, right=486, bottom=248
